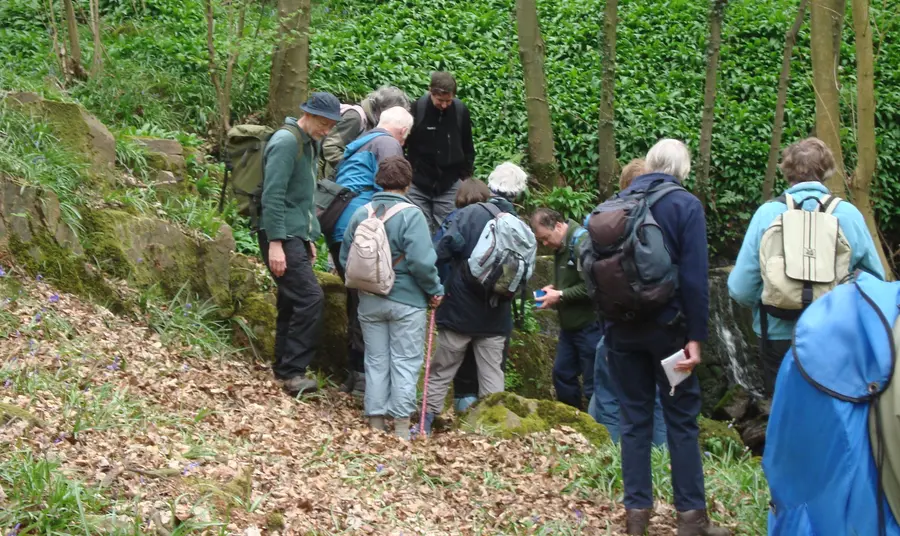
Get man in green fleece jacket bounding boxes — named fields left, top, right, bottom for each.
left=258, top=92, right=340, bottom=395
left=531, top=208, right=602, bottom=410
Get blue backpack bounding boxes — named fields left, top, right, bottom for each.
left=764, top=271, right=900, bottom=536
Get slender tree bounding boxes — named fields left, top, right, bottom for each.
left=515, top=0, right=559, bottom=189
left=88, top=0, right=102, bottom=77
left=850, top=0, right=891, bottom=276
left=596, top=0, right=618, bottom=198
left=810, top=0, right=847, bottom=196
left=62, top=0, right=87, bottom=79
left=695, top=0, right=728, bottom=208
left=763, top=0, right=808, bottom=200
left=267, top=0, right=310, bottom=126
left=205, top=0, right=247, bottom=141
left=44, top=0, right=68, bottom=84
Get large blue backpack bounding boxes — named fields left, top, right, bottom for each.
left=764, top=271, right=900, bottom=536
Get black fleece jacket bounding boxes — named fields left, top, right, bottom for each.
left=405, top=94, right=476, bottom=195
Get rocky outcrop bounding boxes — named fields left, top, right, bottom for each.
left=133, top=136, right=187, bottom=178
left=5, top=92, right=115, bottom=177
left=462, top=392, right=610, bottom=446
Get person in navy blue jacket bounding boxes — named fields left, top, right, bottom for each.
left=606, top=139, right=727, bottom=536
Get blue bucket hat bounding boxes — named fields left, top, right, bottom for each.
left=299, top=92, right=341, bottom=122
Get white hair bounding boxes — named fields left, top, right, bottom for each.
left=645, top=138, right=692, bottom=180
left=377, top=106, right=413, bottom=136
left=487, top=162, right=529, bottom=197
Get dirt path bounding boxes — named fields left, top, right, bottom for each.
left=0, top=272, right=686, bottom=535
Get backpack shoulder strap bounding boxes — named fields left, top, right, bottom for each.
left=280, top=123, right=303, bottom=146
left=455, top=99, right=465, bottom=128
left=569, top=227, right=587, bottom=265
left=821, top=194, right=842, bottom=215
left=645, top=182, right=686, bottom=207
left=783, top=193, right=796, bottom=210
left=364, top=203, right=377, bottom=218
left=381, top=202, right=416, bottom=222
left=480, top=202, right=502, bottom=218
left=415, top=97, right=428, bottom=129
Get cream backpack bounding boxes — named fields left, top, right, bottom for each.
left=759, top=193, right=852, bottom=337
left=344, top=202, right=415, bottom=295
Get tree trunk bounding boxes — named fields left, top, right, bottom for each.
left=810, top=0, right=847, bottom=196
left=515, top=0, right=559, bottom=189
left=763, top=0, right=808, bottom=200
left=62, top=0, right=87, bottom=79
left=205, top=0, right=227, bottom=140
left=45, top=0, right=68, bottom=85
left=596, top=0, right=618, bottom=199
left=850, top=0, right=892, bottom=277
left=267, top=0, right=310, bottom=126
left=88, top=0, right=102, bottom=77
left=695, top=0, right=728, bottom=208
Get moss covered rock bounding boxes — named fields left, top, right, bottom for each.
left=698, top=415, right=745, bottom=456
left=312, top=271, right=348, bottom=375
left=6, top=92, right=115, bottom=177
left=463, top=392, right=610, bottom=447
left=507, top=330, right=556, bottom=400
left=233, top=291, right=277, bottom=358
left=133, top=136, right=187, bottom=177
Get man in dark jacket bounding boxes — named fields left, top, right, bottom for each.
left=530, top=208, right=599, bottom=410
left=422, top=162, right=529, bottom=433
left=405, top=71, right=476, bottom=231
left=603, top=139, right=727, bottom=536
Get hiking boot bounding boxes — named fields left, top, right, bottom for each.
left=394, top=417, right=410, bottom=440
left=625, top=508, right=651, bottom=535
left=283, top=376, right=318, bottom=395
left=453, top=395, right=478, bottom=413
left=351, top=373, right=366, bottom=398
left=339, top=370, right=356, bottom=393
left=369, top=415, right=386, bottom=431
left=677, top=509, right=729, bottom=536
left=422, top=412, right=436, bottom=436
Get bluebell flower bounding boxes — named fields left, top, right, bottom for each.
left=8, top=523, right=22, bottom=536
left=49, top=294, right=59, bottom=303
left=376, top=464, right=384, bottom=473
left=0, top=266, right=6, bottom=277
left=36, top=274, right=43, bottom=282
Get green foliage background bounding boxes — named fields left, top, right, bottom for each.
left=1, top=0, right=898, bottom=255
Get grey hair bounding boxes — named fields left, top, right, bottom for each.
left=377, top=106, right=414, bottom=139
left=645, top=138, right=691, bottom=180
left=367, top=86, right=412, bottom=122
left=487, top=162, right=529, bottom=197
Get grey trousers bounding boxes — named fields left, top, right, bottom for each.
left=407, top=180, right=462, bottom=232
left=425, top=329, right=506, bottom=415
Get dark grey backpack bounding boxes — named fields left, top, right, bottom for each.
left=580, top=180, right=683, bottom=321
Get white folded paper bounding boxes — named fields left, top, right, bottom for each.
left=661, top=349, right=691, bottom=396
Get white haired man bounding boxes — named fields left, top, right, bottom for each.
left=422, top=162, right=529, bottom=434
left=603, top=139, right=728, bottom=536
left=320, top=86, right=412, bottom=179
left=405, top=71, right=476, bottom=231
left=327, top=106, right=415, bottom=397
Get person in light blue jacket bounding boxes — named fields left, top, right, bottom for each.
left=728, top=137, right=885, bottom=397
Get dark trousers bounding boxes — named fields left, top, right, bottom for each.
left=328, top=242, right=365, bottom=373
left=258, top=231, right=324, bottom=380
left=454, top=337, right=510, bottom=398
left=607, top=323, right=706, bottom=512
left=554, top=323, right=602, bottom=409
left=761, top=339, right=792, bottom=398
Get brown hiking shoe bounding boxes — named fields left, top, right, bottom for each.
left=283, top=376, right=318, bottom=396
left=677, top=509, right=730, bottom=536
left=625, top=508, right=651, bottom=535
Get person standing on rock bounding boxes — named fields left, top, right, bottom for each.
left=727, top=137, right=884, bottom=398
left=529, top=207, right=599, bottom=410
left=340, top=156, right=444, bottom=439
left=422, top=162, right=530, bottom=435
left=258, top=92, right=340, bottom=396
left=587, top=139, right=727, bottom=536
left=319, top=86, right=412, bottom=180
left=404, top=71, right=476, bottom=232
left=327, top=106, right=415, bottom=398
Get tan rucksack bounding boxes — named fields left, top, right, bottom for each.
left=759, top=193, right=852, bottom=328
left=344, top=202, right=415, bottom=295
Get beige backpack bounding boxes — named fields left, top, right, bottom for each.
left=344, top=202, right=415, bottom=295
left=759, top=193, right=852, bottom=325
